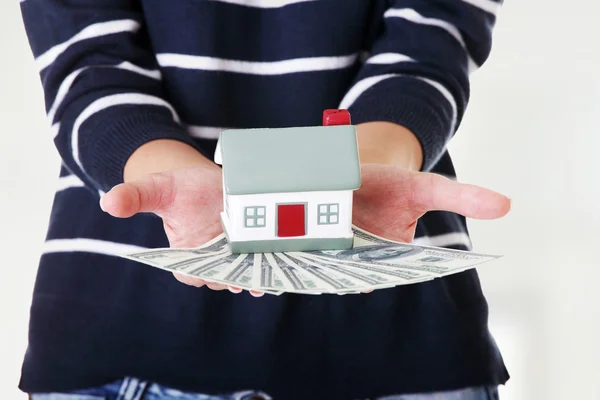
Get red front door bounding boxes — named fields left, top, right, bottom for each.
left=277, top=204, right=305, bottom=237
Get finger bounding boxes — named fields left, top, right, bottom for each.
left=173, top=272, right=207, bottom=288
left=228, top=286, right=243, bottom=294
left=249, top=290, right=265, bottom=298
left=361, top=289, right=374, bottom=294
left=412, top=173, right=511, bottom=220
left=100, top=173, right=174, bottom=218
left=206, top=282, right=228, bottom=291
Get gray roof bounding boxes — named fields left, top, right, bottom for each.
left=216, top=125, right=361, bottom=195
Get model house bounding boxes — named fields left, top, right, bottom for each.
left=214, top=110, right=361, bottom=253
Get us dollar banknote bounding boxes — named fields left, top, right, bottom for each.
left=120, top=226, right=502, bottom=294
left=297, top=226, right=501, bottom=277
left=124, top=234, right=230, bottom=267
left=263, top=253, right=334, bottom=294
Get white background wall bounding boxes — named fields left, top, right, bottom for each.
left=1, top=1, right=598, bottom=399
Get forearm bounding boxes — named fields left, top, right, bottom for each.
left=123, top=139, right=218, bottom=182
left=341, top=2, right=499, bottom=172
left=20, top=2, right=205, bottom=193
left=356, top=122, right=423, bottom=171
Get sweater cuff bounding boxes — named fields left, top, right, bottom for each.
left=81, top=110, right=203, bottom=191
left=346, top=77, right=455, bottom=172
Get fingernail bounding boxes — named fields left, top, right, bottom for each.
left=99, top=195, right=106, bottom=212
left=249, top=290, right=264, bottom=298
left=228, top=286, right=243, bottom=294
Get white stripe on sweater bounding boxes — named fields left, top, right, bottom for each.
left=36, top=20, right=141, bottom=72
left=72, top=94, right=180, bottom=172
left=339, top=73, right=458, bottom=134
left=156, top=53, right=358, bottom=75
left=44, top=238, right=147, bottom=256
left=339, top=74, right=394, bottom=109
left=47, top=69, right=83, bottom=123
left=116, top=62, right=162, bottom=80
left=57, top=175, right=85, bottom=192
left=413, top=232, right=472, bottom=249
left=209, top=0, right=316, bottom=8
left=47, top=62, right=161, bottom=123
left=186, top=125, right=227, bottom=140
left=50, top=123, right=60, bottom=139
left=366, top=53, right=415, bottom=64
left=460, top=0, right=501, bottom=15
left=384, top=8, right=478, bottom=73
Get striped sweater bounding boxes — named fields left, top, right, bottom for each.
left=19, top=0, right=509, bottom=398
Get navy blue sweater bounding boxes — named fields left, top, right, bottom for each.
left=19, top=0, right=508, bottom=398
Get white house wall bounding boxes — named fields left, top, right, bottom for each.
left=223, top=180, right=229, bottom=217
left=225, top=190, right=353, bottom=242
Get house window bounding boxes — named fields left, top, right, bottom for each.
left=245, top=206, right=266, bottom=228
left=317, top=203, right=339, bottom=225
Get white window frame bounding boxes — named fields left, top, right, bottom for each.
left=245, top=206, right=266, bottom=228
left=317, top=203, right=339, bottom=225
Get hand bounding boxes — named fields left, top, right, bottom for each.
left=100, top=164, right=263, bottom=296
left=353, top=163, right=511, bottom=244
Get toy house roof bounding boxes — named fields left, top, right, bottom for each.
left=215, top=125, right=361, bottom=195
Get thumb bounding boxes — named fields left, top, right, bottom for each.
left=100, top=173, right=174, bottom=218
left=412, top=172, right=511, bottom=220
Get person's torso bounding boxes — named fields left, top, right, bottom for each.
left=20, top=2, right=508, bottom=398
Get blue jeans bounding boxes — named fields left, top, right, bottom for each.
left=30, top=377, right=499, bottom=400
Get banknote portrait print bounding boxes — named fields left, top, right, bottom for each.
left=321, top=244, right=422, bottom=262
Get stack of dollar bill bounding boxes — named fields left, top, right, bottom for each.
left=122, top=226, right=501, bottom=295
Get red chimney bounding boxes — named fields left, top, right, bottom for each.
left=323, top=109, right=351, bottom=126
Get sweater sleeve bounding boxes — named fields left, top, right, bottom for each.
left=340, top=0, right=501, bottom=171
left=20, top=0, right=201, bottom=193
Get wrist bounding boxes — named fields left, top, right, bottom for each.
left=123, top=139, right=218, bottom=182
left=356, top=122, right=423, bottom=171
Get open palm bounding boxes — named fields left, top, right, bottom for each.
left=353, top=163, right=510, bottom=243
left=100, top=165, right=234, bottom=291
